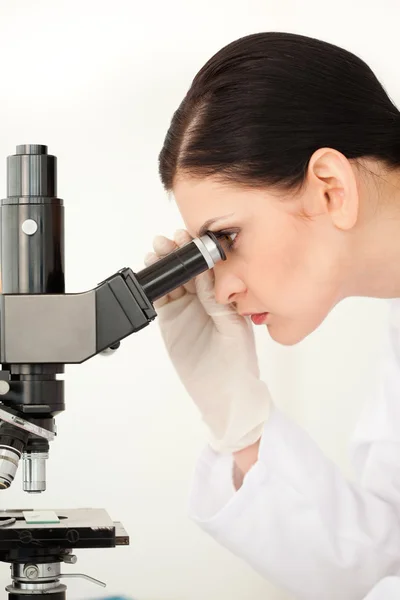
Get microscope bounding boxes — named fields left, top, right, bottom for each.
left=0, top=145, right=228, bottom=599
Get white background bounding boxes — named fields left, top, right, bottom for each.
left=0, top=1, right=398, bottom=598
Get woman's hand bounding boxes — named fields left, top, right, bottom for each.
left=144, top=229, right=272, bottom=454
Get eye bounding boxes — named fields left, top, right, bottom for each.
left=215, top=229, right=240, bottom=251
left=228, top=232, right=238, bottom=243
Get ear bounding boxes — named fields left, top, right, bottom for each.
left=304, top=148, right=359, bottom=230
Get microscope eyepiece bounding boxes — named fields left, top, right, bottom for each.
left=7, top=144, right=57, bottom=199
left=136, top=232, right=227, bottom=303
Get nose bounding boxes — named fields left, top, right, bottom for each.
left=213, top=261, right=246, bottom=305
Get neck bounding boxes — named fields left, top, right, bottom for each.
left=346, top=168, right=400, bottom=298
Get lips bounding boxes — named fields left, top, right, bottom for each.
left=250, top=313, right=269, bottom=325
left=240, top=311, right=269, bottom=325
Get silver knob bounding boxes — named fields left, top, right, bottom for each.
left=24, top=564, right=39, bottom=579
left=0, top=381, right=10, bottom=395
left=62, top=554, right=77, bottom=565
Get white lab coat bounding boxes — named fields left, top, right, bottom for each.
left=188, top=298, right=400, bottom=600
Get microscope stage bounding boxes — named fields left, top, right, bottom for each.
left=0, top=508, right=129, bottom=552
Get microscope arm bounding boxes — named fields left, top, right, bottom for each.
left=0, top=267, right=157, bottom=365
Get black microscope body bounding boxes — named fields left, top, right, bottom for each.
left=0, top=145, right=226, bottom=598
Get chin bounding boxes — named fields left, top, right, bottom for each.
left=266, top=320, right=319, bottom=346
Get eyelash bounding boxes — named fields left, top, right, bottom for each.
left=215, top=228, right=241, bottom=251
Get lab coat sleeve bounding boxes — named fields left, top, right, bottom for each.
left=188, top=300, right=400, bottom=600
left=351, top=298, right=400, bottom=507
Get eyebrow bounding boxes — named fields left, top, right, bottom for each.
left=197, top=214, right=234, bottom=237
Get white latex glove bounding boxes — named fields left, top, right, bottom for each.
left=144, top=229, right=272, bottom=454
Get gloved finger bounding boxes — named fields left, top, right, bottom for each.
left=168, top=286, right=187, bottom=301
left=196, top=271, right=232, bottom=315
left=153, top=235, right=176, bottom=258
left=195, top=270, right=217, bottom=307
left=153, top=295, right=170, bottom=309
left=195, top=269, right=215, bottom=294
left=144, top=251, right=158, bottom=267
left=173, top=229, right=192, bottom=246
left=196, top=269, right=239, bottom=325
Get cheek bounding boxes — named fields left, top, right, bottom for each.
left=247, top=219, right=308, bottom=286
left=245, top=219, right=339, bottom=316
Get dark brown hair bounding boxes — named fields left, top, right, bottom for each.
left=159, top=32, right=400, bottom=192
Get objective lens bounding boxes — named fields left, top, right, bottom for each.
left=136, top=232, right=226, bottom=303
left=22, top=451, right=48, bottom=493
left=0, top=446, right=21, bottom=489
left=0, top=424, right=28, bottom=490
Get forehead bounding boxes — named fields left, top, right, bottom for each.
left=172, top=176, right=261, bottom=236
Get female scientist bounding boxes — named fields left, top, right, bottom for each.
left=145, top=32, right=400, bottom=600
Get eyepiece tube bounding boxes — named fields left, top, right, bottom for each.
left=136, top=232, right=226, bottom=303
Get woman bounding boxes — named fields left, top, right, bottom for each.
left=145, top=32, right=400, bottom=600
